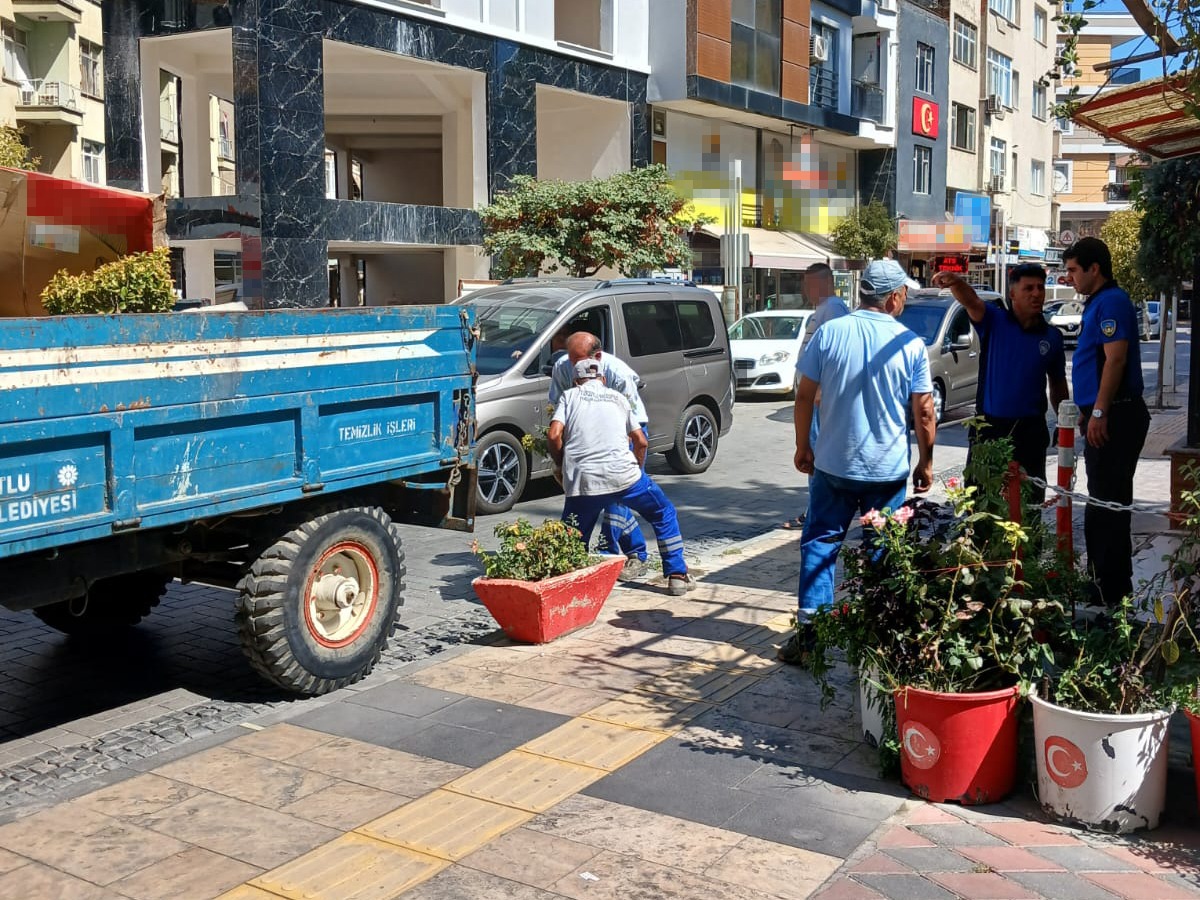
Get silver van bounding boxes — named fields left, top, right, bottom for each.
left=456, top=279, right=735, bottom=514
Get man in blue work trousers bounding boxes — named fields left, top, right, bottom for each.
left=549, top=332, right=650, bottom=580
left=780, top=258, right=937, bottom=665
left=548, top=359, right=695, bottom=596
left=1064, top=237, right=1149, bottom=607
left=933, top=264, right=1069, bottom=499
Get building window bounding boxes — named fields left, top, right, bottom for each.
left=1055, top=115, right=1074, bottom=135
left=1053, top=160, right=1072, bottom=193
left=350, top=157, right=364, bottom=201
left=554, top=0, right=613, bottom=54
left=3, top=23, right=30, bottom=83
left=1031, top=159, right=1046, bottom=195
left=915, top=43, right=935, bottom=95
left=989, top=137, right=1006, bottom=179
left=952, top=17, right=977, bottom=69
left=951, top=103, right=976, bottom=152
left=986, top=49, right=1013, bottom=108
left=1033, top=81, right=1047, bottom=119
left=731, top=0, right=782, bottom=95
left=214, top=250, right=243, bottom=289
left=989, top=0, right=1018, bottom=24
left=324, top=150, right=337, bottom=199
left=82, top=140, right=104, bottom=184
left=1034, top=6, right=1048, bottom=43
left=809, top=20, right=839, bottom=109
left=80, top=39, right=102, bottom=99
left=913, top=145, right=932, bottom=195
left=1011, top=70, right=1020, bottom=110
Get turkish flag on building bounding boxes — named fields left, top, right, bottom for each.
left=913, top=98, right=939, bottom=139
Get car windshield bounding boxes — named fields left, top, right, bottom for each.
left=1043, top=302, right=1063, bottom=321
left=728, top=315, right=806, bottom=340
left=896, top=305, right=945, bottom=345
left=1147, top=301, right=1160, bottom=314
left=468, top=302, right=561, bottom=376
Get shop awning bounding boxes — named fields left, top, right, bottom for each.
left=699, top=224, right=841, bottom=270
left=1073, top=74, right=1200, bottom=161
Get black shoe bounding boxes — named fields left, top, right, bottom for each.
left=777, top=625, right=816, bottom=667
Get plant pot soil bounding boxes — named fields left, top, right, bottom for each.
left=472, top=554, right=625, bottom=644
left=894, top=685, right=1020, bottom=805
left=1032, top=692, right=1171, bottom=833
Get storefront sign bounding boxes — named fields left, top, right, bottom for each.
left=912, top=98, right=939, bottom=138
left=933, top=255, right=968, bottom=274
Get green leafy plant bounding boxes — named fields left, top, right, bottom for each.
left=1099, top=208, right=1152, bottom=305
left=472, top=517, right=592, bottom=582
left=0, top=124, right=39, bottom=170
left=42, top=248, right=175, bottom=315
left=809, top=436, right=1073, bottom=705
left=830, top=200, right=896, bottom=262
left=1133, top=156, right=1200, bottom=299
left=479, top=165, right=714, bottom=279
left=1049, top=464, right=1200, bottom=715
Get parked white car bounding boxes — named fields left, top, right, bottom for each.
left=1045, top=300, right=1084, bottom=346
left=729, top=310, right=814, bottom=398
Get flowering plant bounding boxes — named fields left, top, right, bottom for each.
left=472, top=517, right=592, bottom=582
left=809, top=436, right=1078, bottom=702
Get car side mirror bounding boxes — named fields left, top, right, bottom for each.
left=541, top=364, right=554, bottom=376
left=946, top=336, right=971, bottom=351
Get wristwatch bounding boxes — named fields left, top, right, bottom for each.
left=1092, top=409, right=1105, bottom=419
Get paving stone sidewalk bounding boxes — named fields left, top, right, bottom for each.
left=0, top=527, right=1196, bottom=900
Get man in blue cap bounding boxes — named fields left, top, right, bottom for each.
left=781, top=258, right=937, bottom=665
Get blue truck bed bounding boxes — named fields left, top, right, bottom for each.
left=0, top=306, right=475, bottom=561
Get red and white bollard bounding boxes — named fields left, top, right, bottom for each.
left=1055, top=401, right=1079, bottom=559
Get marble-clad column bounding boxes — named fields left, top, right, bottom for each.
left=487, top=40, right=537, bottom=197
left=102, top=0, right=145, bottom=190
left=233, top=0, right=328, bottom=308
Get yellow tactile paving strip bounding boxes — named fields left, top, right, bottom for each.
left=357, top=790, right=532, bottom=860
left=251, top=833, right=444, bottom=900
left=218, top=556, right=800, bottom=900
left=520, top=717, right=669, bottom=771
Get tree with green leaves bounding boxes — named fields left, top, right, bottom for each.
left=1133, top=156, right=1200, bottom=296
left=0, top=125, right=39, bottom=170
left=1099, top=208, right=1151, bottom=301
left=830, top=200, right=896, bottom=261
left=479, top=165, right=713, bottom=279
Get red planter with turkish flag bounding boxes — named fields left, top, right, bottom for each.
left=894, top=685, right=1021, bottom=805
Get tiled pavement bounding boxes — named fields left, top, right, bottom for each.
left=0, top=529, right=1198, bottom=899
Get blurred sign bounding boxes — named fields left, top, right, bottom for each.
left=898, top=220, right=970, bottom=253
left=953, top=193, right=991, bottom=245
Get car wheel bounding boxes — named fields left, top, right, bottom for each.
left=932, top=381, right=946, bottom=424
left=665, top=404, right=719, bottom=475
left=475, top=431, right=528, bottom=515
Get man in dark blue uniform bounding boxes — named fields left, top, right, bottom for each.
left=1064, top=237, right=1149, bottom=606
left=933, top=265, right=1069, bottom=495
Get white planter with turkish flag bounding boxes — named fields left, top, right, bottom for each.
left=1031, top=691, right=1171, bottom=833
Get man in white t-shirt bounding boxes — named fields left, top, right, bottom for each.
left=549, top=333, right=650, bottom=576
left=548, top=359, right=694, bottom=596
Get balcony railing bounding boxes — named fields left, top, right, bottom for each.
left=161, top=115, right=179, bottom=143
left=810, top=66, right=839, bottom=111
left=1105, top=182, right=1133, bottom=202
left=852, top=81, right=886, bottom=123
left=17, top=80, right=80, bottom=112
left=218, top=138, right=235, bottom=160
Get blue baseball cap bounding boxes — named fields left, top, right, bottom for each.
left=860, top=259, right=909, bottom=297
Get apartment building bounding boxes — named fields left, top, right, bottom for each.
left=944, top=0, right=1055, bottom=286
left=1054, top=12, right=1146, bottom=244
left=648, top=0, right=903, bottom=309
left=102, top=0, right=653, bottom=307
left=0, top=0, right=105, bottom=183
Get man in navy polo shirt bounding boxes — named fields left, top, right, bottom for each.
left=1064, top=237, right=1149, bottom=607
left=933, top=265, right=1068, bottom=496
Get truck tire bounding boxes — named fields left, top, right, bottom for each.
left=236, top=506, right=405, bottom=695
left=33, top=572, right=171, bottom=635
left=475, top=430, right=528, bottom=515
left=665, top=404, right=719, bottom=475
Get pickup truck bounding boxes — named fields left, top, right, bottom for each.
left=0, top=306, right=475, bottom=694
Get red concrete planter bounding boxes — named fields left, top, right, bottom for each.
left=472, top=555, right=626, bottom=644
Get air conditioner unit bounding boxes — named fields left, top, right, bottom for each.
left=810, top=35, right=830, bottom=64
left=984, top=95, right=1005, bottom=118
left=989, top=174, right=1006, bottom=193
